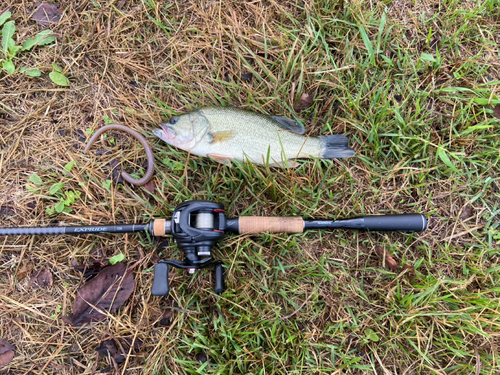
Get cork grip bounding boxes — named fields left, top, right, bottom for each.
left=153, top=219, right=167, bottom=236
left=238, top=217, right=304, bottom=234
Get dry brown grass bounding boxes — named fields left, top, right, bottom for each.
left=0, top=2, right=269, bottom=374
left=1, top=0, right=499, bottom=374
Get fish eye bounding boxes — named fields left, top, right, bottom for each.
left=169, top=116, right=179, bottom=125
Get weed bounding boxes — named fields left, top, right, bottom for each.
left=0, top=11, right=55, bottom=75
left=26, top=166, right=82, bottom=216
left=49, top=63, right=69, bottom=86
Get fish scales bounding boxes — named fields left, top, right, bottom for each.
left=192, top=107, right=322, bottom=164
left=153, top=107, right=354, bottom=166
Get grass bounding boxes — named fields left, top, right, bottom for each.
left=0, top=0, right=499, bottom=374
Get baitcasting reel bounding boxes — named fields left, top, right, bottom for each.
left=151, top=201, right=227, bottom=296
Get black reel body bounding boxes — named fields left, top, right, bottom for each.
left=151, top=201, right=227, bottom=296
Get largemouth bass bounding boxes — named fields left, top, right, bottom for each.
left=153, top=107, right=355, bottom=167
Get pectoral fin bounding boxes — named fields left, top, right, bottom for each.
left=270, top=116, right=306, bottom=134
left=207, top=130, right=235, bottom=144
left=207, top=153, right=233, bottom=166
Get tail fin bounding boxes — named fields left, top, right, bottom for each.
left=319, top=135, right=355, bottom=159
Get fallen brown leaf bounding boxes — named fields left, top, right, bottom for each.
left=63, top=263, right=135, bottom=326
left=401, top=264, right=415, bottom=278
left=460, top=204, right=474, bottom=221
left=0, top=205, right=14, bottom=216
left=74, top=129, right=87, bottom=143
left=143, top=180, right=155, bottom=195
left=0, top=339, right=15, bottom=369
left=28, top=269, right=53, bottom=288
left=17, top=261, right=34, bottom=279
left=32, top=3, right=62, bottom=26
left=122, top=336, right=143, bottom=353
left=494, top=104, right=500, bottom=120
left=374, top=245, right=399, bottom=271
left=150, top=252, right=160, bottom=265
left=89, top=247, right=106, bottom=260
left=159, top=309, right=173, bottom=326
left=294, top=93, right=314, bottom=111
left=68, top=341, right=82, bottom=354
left=241, top=72, right=253, bottom=81
left=49, top=360, right=64, bottom=370
left=109, top=159, right=124, bottom=184
left=96, top=339, right=125, bottom=363
left=96, top=336, right=143, bottom=364
left=244, top=55, right=255, bottom=65
left=72, top=259, right=106, bottom=280
left=293, top=93, right=314, bottom=112
left=99, top=365, right=112, bottom=374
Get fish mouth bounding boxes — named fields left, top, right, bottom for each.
left=156, top=124, right=176, bottom=140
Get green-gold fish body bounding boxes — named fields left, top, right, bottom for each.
left=153, top=107, right=354, bottom=166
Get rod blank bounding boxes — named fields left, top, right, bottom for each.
left=0, top=224, right=149, bottom=236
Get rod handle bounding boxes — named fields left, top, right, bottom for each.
left=237, top=217, right=304, bottom=234
left=363, top=214, right=427, bottom=232
left=151, top=262, right=170, bottom=296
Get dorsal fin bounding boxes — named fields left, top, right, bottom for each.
left=270, top=115, right=306, bottom=134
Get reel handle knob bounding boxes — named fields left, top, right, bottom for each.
left=151, top=262, right=170, bottom=296
left=214, top=262, right=224, bottom=294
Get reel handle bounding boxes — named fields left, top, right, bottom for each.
left=151, top=262, right=170, bottom=296
left=151, top=261, right=225, bottom=296
left=214, top=263, right=224, bottom=294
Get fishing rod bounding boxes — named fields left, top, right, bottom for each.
left=0, top=200, right=427, bottom=295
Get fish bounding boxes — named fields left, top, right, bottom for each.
left=152, top=107, right=355, bottom=167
